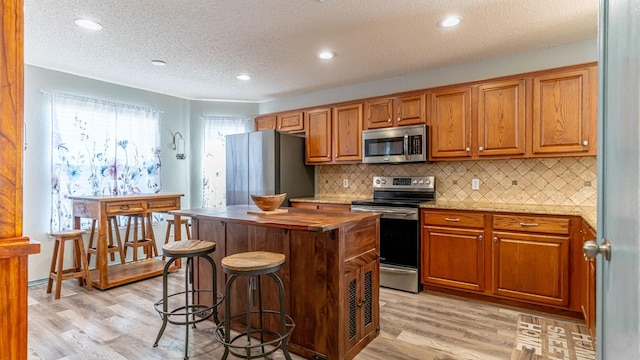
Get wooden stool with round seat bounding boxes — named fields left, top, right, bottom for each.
left=215, top=251, right=295, bottom=360
left=46, top=230, right=93, bottom=299
left=153, top=239, right=224, bottom=360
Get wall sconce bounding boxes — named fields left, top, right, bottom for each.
left=171, top=131, right=186, bottom=160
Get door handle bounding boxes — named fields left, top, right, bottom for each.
left=583, top=238, right=611, bottom=261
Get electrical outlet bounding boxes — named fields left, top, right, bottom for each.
left=471, top=178, right=480, bottom=190
left=343, top=179, right=349, bottom=188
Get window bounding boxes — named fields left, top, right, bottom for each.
left=49, top=93, right=161, bottom=231
left=202, top=116, right=251, bottom=208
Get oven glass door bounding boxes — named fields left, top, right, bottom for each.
left=379, top=217, right=418, bottom=268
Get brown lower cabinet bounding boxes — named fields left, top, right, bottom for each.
left=192, top=215, right=380, bottom=360
left=421, top=209, right=587, bottom=315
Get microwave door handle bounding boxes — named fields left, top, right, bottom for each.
left=404, top=133, right=409, bottom=160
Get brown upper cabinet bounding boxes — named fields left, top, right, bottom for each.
left=254, top=111, right=304, bottom=133
left=305, top=103, right=362, bottom=164
left=477, top=79, right=527, bottom=157
left=532, top=66, right=597, bottom=156
left=430, top=63, right=597, bottom=160
left=429, top=86, right=473, bottom=159
left=364, top=93, right=425, bottom=129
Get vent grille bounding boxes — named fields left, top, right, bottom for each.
left=348, top=279, right=356, bottom=340
left=364, top=270, right=372, bottom=326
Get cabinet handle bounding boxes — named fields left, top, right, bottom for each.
left=479, top=146, right=484, bottom=152
left=397, top=117, right=401, bottom=122
left=583, top=140, right=589, bottom=146
left=493, top=236, right=498, bottom=243
left=519, top=222, right=539, bottom=227
left=478, top=235, right=483, bottom=241
left=465, top=147, right=470, bottom=152
left=387, top=118, right=391, bottom=123
left=120, top=204, right=130, bottom=210
left=444, top=218, right=460, bottom=222
left=357, top=299, right=367, bottom=307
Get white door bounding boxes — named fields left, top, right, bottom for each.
left=594, top=0, right=640, bottom=358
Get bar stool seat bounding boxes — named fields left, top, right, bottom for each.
left=46, top=230, right=92, bottom=299
left=153, top=240, right=224, bottom=360
left=215, top=251, right=295, bottom=360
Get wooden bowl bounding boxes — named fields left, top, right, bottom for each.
left=250, top=193, right=286, bottom=211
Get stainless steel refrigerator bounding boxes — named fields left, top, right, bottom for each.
left=225, top=130, right=315, bottom=206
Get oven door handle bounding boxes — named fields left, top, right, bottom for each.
left=351, top=207, right=416, bottom=219
left=380, top=266, right=417, bottom=275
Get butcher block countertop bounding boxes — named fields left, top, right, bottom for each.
left=172, top=205, right=380, bottom=232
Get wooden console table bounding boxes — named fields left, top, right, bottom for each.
left=68, top=193, right=184, bottom=290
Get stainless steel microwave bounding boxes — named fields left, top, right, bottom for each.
left=362, top=124, right=428, bottom=164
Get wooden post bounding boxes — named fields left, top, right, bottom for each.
left=0, top=1, right=41, bottom=359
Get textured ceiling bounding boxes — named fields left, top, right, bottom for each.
left=24, top=0, right=598, bottom=102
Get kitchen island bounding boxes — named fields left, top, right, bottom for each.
left=172, top=205, right=381, bottom=360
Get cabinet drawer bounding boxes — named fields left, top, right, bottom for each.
left=493, top=215, right=569, bottom=235
left=105, top=201, right=145, bottom=215
left=422, top=211, right=485, bottom=228
left=147, top=198, right=180, bottom=211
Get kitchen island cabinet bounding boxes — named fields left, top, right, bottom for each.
left=173, top=206, right=380, bottom=360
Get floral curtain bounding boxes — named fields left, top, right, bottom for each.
left=202, top=116, right=251, bottom=208
left=50, top=93, right=161, bottom=231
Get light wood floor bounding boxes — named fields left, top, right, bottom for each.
left=27, top=269, right=573, bottom=360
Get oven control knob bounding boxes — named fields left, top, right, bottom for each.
left=381, top=179, right=386, bottom=184
left=375, top=179, right=380, bottom=185
left=425, top=179, right=431, bottom=185
left=419, top=180, right=424, bottom=185
left=413, top=180, right=418, bottom=185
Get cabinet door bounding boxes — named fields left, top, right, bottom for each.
left=278, top=111, right=304, bottom=133
left=344, top=250, right=379, bottom=359
left=254, top=115, right=277, bottom=131
left=305, top=108, right=332, bottom=163
left=477, top=79, right=526, bottom=157
left=581, top=223, right=597, bottom=335
left=364, top=98, right=393, bottom=129
left=333, top=103, right=363, bottom=162
left=429, top=86, right=473, bottom=159
left=492, top=231, right=569, bottom=307
left=532, top=67, right=595, bottom=155
left=421, top=226, right=484, bottom=292
left=396, top=93, right=425, bottom=126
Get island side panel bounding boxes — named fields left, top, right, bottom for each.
left=289, top=229, right=329, bottom=356
left=193, top=218, right=226, bottom=315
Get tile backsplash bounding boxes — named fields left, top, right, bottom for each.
left=316, top=157, right=597, bottom=207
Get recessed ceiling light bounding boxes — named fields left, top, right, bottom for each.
left=317, top=51, right=335, bottom=60
left=439, top=15, right=462, bottom=28
left=74, top=18, right=103, bottom=31
left=151, top=60, right=166, bottom=66
left=236, top=74, right=252, bottom=81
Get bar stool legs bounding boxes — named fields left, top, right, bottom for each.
left=153, top=240, right=224, bottom=360
left=216, top=252, right=295, bottom=360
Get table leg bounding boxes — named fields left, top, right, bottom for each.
left=97, top=214, right=108, bottom=288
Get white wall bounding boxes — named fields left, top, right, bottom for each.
left=259, top=39, right=598, bottom=113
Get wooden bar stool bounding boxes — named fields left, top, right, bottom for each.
left=123, top=213, right=158, bottom=261
left=46, top=230, right=93, bottom=299
left=153, top=240, right=224, bottom=360
left=86, top=216, right=126, bottom=266
left=215, top=251, right=295, bottom=360
left=163, top=217, right=191, bottom=260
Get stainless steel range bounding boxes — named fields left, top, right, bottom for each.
left=351, top=176, right=435, bottom=293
